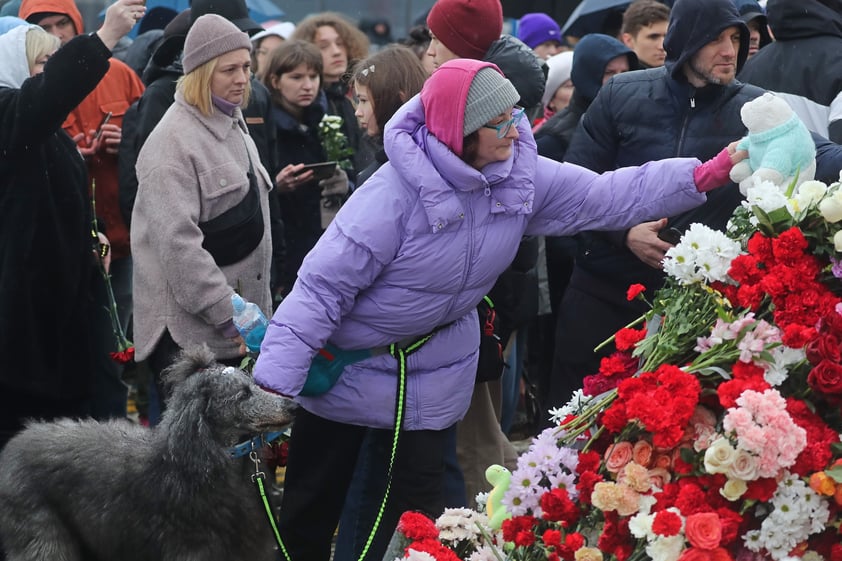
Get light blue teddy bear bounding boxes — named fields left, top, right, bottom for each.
left=729, top=92, right=816, bottom=195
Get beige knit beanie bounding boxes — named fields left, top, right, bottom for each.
left=182, top=14, right=252, bottom=75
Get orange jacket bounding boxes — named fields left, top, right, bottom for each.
left=21, top=0, right=145, bottom=259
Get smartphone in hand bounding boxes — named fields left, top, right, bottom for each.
left=657, top=226, right=682, bottom=245
left=91, top=111, right=113, bottom=144
left=295, top=161, right=337, bottom=182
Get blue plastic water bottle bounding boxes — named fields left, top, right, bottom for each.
left=231, top=293, right=268, bottom=353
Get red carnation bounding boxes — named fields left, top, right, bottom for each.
left=652, top=510, right=682, bottom=536
left=540, top=488, right=580, bottom=525
left=397, top=511, right=438, bottom=541
left=771, top=226, right=808, bottom=264
left=577, top=450, right=601, bottom=474
left=715, top=507, right=743, bottom=546
left=626, top=283, right=646, bottom=301
left=746, top=232, right=773, bottom=261
left=542, top=528, right=562, bottom=548
left=109, top=347, right=135, bottom=364
left=615, top=327, right=647, bottom=352
left=576, top=470, right=603, bottom=505
left=502, top=515, right=536, bottom=543
left=405, top=539, right=460, bottom=561
left=743, top=477, right=778, bottom=502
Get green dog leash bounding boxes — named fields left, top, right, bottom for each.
left=252, top=331, right=437, bottom=561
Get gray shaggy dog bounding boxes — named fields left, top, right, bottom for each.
left=0, top=346, right=297, bottom=561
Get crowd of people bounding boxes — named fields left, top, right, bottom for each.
left=2, top=0, right=842, bottom=558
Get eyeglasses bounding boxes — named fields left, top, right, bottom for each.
left=481, top=107, right=525, bottom=138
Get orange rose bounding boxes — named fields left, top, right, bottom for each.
left=834, top=484, right=842, bottom=507
left=604, top=441, right=633, bottom=473
left=632, top=440, right=653, bottom=467
left=684, top=512, right=722, bottom=550
left=809, top=472, right=837, bottom=496
left=654, top=452, right=673, bottom=470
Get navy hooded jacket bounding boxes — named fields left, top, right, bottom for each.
left=536, top=34, right=637, bottom=162
left=563, top=0, right=765, bottom=296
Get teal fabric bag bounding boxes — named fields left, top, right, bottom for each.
left=300, top=343, right=373, bottom=396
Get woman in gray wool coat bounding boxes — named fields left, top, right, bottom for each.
left=132, top=14, right=273, bottom=414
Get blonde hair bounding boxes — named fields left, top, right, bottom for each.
left=25, top=27, right=59, bottom=74
left=177, top=55, right=252, bottom=116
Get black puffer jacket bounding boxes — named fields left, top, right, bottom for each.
left=737, top=0, right=842, bottom=143
left=484, top=34, right=546, bottom=110
left=564, top=0, right=764, bottom=297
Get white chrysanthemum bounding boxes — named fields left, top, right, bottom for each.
left=474, top=491, right=489, bottom=513
left=742, top=473, right=831, bottom=560
left=663, top=244, right=701, bottom=283
left=435, top=508, right=487, bottom=545
left=745, top=179, right=790, bottom=214
left=663, top=223, right=741, bottom=284
left=645, top=535, right=685, bottom=561
left=554, top=389, right=593, bottom=416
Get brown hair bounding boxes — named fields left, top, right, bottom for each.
left=291, top=11, right=369, bottom=73
left=261, top=40, right=323, bottom=107
left=400, top=25, right=432, bottom=61
left=621, top=0, right=670, bottom=37
left=352, top=45, right=427, bottom=137
left=461, top=130, right=479, bottom=166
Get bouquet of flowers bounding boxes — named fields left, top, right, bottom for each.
left=386, top=174, right=842, bottom=561
left=318, top=114, right=354, bottom=171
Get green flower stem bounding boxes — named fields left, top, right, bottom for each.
left=593, top=314, right=646, bottom=354
left=475, top=522, right=505, bottom=561
left=91, top=180, right=132, bottom=352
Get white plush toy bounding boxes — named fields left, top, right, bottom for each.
left=729, top=92, right=816, bottom=195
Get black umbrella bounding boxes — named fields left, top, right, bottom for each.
left=560, top=0, right=631, bottom=39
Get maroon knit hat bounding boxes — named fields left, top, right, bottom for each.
left=427, top=0, right=503, bottom=60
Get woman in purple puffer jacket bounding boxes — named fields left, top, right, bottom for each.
left=253, top=58, right=741, bottom=560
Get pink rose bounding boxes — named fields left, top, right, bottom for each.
left=647, top=467, right=672, bottom=490
left=604, top=441, right=633, bottom=473
left=685, top=512, right=722, bottom=550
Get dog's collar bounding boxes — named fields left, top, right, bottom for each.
left=228, top=431, right=285, bottom=459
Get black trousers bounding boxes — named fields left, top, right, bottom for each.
left=278, top=408, right=449, bottom=561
